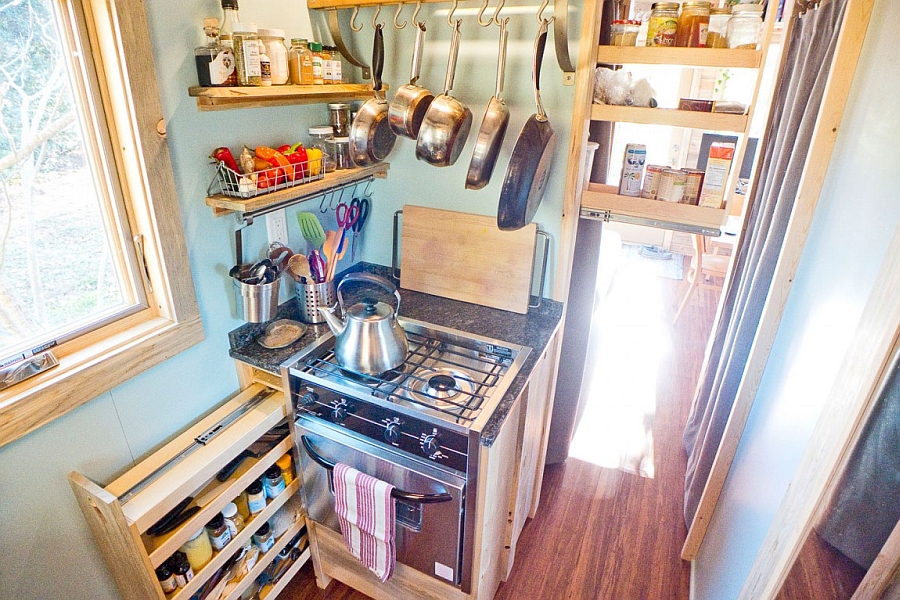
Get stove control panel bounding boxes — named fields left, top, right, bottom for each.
left=293, top=382, right=469, bottom=472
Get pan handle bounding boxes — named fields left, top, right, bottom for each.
left=373, top=23, right=385, bottom=93
left=410, top=21, right=426, bottom=85
left=494, top=18, right=509, bottom=98
left=443, top=19, right=462, bottom=96
left=300, top=436, right=454, bottom=504
left=533, top=19, right=550, bottom=119
left=529, top=229, right=550, bottom=309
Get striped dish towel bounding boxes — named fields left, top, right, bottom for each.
left=333, top=462, right=396, bottom=582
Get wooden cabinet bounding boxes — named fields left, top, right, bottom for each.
left=68, top=384, right=310, bottom=600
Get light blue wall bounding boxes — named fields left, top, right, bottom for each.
left=0, top=1, right=575, bottom=597
left=692, top=1, right=900, bottom=597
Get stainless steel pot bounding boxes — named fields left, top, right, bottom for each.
left=350, top=25, right=396, bottom=166
left=388, top=21, right=434, bottom=139
left=415, top=19, right=472, bottom=167
left=318, top=272, right=409, bottom=374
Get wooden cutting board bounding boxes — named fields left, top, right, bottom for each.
left=400, top=205, right=537, bottom=314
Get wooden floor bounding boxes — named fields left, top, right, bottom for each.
left=281, top=251, right=718, bottom=600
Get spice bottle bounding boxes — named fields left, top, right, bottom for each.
left=170, top=551, right=194, bottom=588
left=180, top=528, right=213, bottom=571
left=330, top=46, right=343, bottom=83
left=260, top=28, right=289, bottom=85
left=727, top=4, right=764, bottom=49
left=310, top=42, right=324, bottom=85
left=253, top=521, right=275, bottom=553
left=205, top=513, right=232, bottom=551
left=646, top=2, right=679, bottom=47
left=276, top=452, right=295, bottom=485
left=222, top=502, right=245, bottom=537
left=247, top=479, right=267, bottom=515
left=195, top=18, right=237, bottom=87
left=259, top=46, right=272, bottom=86
left=675, top=2, right=711, bottom=48
left=155, top=563, right=177, bottom=594
left=707, top=7, right=732, bottom=49
left=219, top=0, right=239, bottom=49
left=263, top=464, right=286, bottom=499
left=232, top=22, right=262, bottom=86
left=321, top=45, right=333, bottom=84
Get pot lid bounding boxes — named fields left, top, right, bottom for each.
left=347, top=298, right=393, bottom=321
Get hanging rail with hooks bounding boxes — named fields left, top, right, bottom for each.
left=318, top=0, right=575, bottom=85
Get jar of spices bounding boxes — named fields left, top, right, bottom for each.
left=205, top=512, right=232, bottom=551
left=170, top=552, right=194, bottom=588
left=253, top=522, right=275, bottom=553
left=258, top=46, right=272, bottom=86
left=331, top=137, right=353, bottom=170
left=328, top=102, right=351, bottom=137
left=247, top=479, right=267, bottom=515
left=310, top=42, right=325, bottom=85
left=645, top=3, right=679, bottom=47
left=263, top=464, right=286, bottom=499
left=155, top=563, right=177, bottom=594
left=610, top=20, right=641, bottom=46
left=727, top=4, right=764, bottom=49
left=707, top=7, right=732, bottom=49
left=180, top=528, right=213, bottom=571
left=232, top=22, right=262, bottom=86
left=222, top=502, right=245, bottom=537
left=329, top=46, right=344, bottom=83
left=676, top=2, right=711, bottom=47
left=288, top=38, right=314, bottom=85
left=321, top=45, right=333, bottom=84
left=308, top=126, right=336, bottom=173
left=276, top=452, right=295, bottom=485
left=259, top=28, right=289, bottom=85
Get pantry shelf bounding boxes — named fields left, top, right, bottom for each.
left=221, top=522, right=308, bottom=600
left=187, top=83, right=379, bottom=111
left=597, top=46, right=762, bottom=69
left=206, top=163, right=390, bottom=217
left=591, top=104, right=748, bottom=131
left=581, top=183, right=725, bottom=235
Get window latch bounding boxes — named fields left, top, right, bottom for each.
left=0, top=349, right=59, bottom=391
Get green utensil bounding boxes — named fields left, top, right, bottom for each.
left=296, top=212, right=326, bottom=249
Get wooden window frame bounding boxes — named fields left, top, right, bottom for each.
left=0, top=0, right=203, bottom=449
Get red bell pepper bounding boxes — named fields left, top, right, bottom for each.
left=210, top=146, right=239, bottom=173
left=286, top=143, right=309, bottom=179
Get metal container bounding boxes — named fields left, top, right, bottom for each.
left=234, top=277, right=280, bottom=323
left=641, top=164, right=666, bottom=199
left=618, top=143, right=646, bottom=197
left=657, top=168, right=688, bottom=203
left=297, top=279, right=336, bottom=324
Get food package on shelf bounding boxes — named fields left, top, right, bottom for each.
left=593, top=67, right=657, bottom=108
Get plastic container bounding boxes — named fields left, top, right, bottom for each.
left=675, top=2, right=711, bottom=47
left=263, top=464, right=286, bottom=499
left=179, top=528, right=213, bottom=572
left=308, top=126, right=336, bottom=173
left=297, top=280, right=336, bottom=324
left=205, top=513, right=232, bottom=551
left=259, top=28, right=289, bottom=85
left=234, top=277, right=280, bottom=323
left=331, top=137, right=353, bottom=170
left=727, top=4, right=764, bottom=49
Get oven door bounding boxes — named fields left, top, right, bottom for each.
left=295, top=414, right=467, bottom=588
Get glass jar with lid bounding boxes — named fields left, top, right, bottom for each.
left=331, top=137, right=353, bottom=170
left=707, top=7, right=732, bottom=49
left=645, top=3, right=679, bottom=47
left=179, top=528, right=213, bottom=571
left=675, top=1, right=711, bottom=47
left=727, top=4, right=764, bottom=49
left=328, top=103, right=351, bottom=137
left=232, top=22, right=261, bottom=86
left=308, top=126, right=336, bottom=173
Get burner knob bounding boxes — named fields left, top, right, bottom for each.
left=384, top=422, right=401, bottom=444
left=331, top=400, right=349, bottom=422
left=422, top=433, right=440, bottom=455
left=298, top=391, right=319, bottom=408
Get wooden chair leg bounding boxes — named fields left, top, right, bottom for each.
left=673, top=272, right=698, bottom=324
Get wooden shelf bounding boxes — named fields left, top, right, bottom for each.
left=206, top=164, right=390, bottom=217
left=581, top=183, right=725, bottom=234
left=591, top=104, right=748, bottom=131
left=188, top=83, right=378, bottom=111
left=597, top=46, right=762, bottom=69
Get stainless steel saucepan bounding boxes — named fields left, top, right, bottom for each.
left=415, top=19, right=472, bottom=167
left=388, top=21, right=434, bottom=139
left=350, top=24, right=396, bottom=166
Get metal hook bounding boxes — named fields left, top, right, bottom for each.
left=492, top=0, right=506, bottom=25
left=412, top=0, right=423, bottom=26
left=350, top=6, right=363, bottom=32
left=363, top=178, right=374, bottom=198
left=319, top=189, right=332, bottom=213
left=394, top=3, right=408, bottom=29
left=447, top=0, right=458, bottom=26
left=477, top=0, right=492, bottom=26
left=373, top=4, right=385, bottom=29
left=537, top=0, right=550, bottom=23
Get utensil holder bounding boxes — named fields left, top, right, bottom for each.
left=234, top=277, right=281, bottom=323
left=297, top=280, right=336, bottom=324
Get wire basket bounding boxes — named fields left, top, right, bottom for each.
left=209, top=157, right=325, bottom=199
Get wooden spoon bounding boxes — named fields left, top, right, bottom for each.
left=287, top=253, right=311, bottom=283
left=321, top=230, right=338, bottom=281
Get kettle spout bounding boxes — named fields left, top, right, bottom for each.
left=318, top=305, right=346, bottom=337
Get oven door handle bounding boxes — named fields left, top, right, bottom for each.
left=300, top=435, right=454, bottom=504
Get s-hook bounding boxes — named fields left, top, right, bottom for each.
left=447, top=0, right=458, bottom=26
left=477, top=0, right=492, bottom=26
left=350, top=6, right=363, bottom=31
left=412, top=0, right=423, bottom=27
left=493, top=0, right=506, bottom=25
left=373, top=4, right=385, bottom=29
left=394, top=3, right=408, bottom=29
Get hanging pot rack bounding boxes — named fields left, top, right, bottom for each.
left=314, top=0, right=575, bottom=85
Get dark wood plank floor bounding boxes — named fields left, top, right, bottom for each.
left=776, top=531, right=866, bottom=599
left=282, top=251, right=716, bottom=599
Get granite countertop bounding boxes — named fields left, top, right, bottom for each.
left=228, top=263, right=563, bottom=446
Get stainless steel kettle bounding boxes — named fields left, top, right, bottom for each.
left=318, top=273, right=409, bottom=374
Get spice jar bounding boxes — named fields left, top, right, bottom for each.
left=170, top=552, right=194, bottom=588
left=247, top=479, right=267, bottom=515
left=205, top=513, right=232, bottom=551
left=610, top=20, right=641, bottom=46
left=707, top=7, right=732, bottom=49
left=259, top=28, right=289, bottom=85
left=222, top=502, right=245, bottom=537
left=310, top=42, right=324, bottom=85
left=332, top=137, right=353, bottom=170
left=329, top=46, right=344, bottom=83
left=328, top=103, right=351, bottom=137
left=253, top=522, right=275, bottom=553
left=276, top=452, right=295, bottom=485
left=232, top=22, right=262, bottom=86
left=179, top=528, right=213, bottom=571
left=646, top=3, right=679, bottom=47
left=321, top=45, right=333, bottom=84
left=676, top=2, right=711, bottom=47
left=263, top=464, right=286, bottom=499
left=727, top=4, right=764, bottom=49
left=155, top=563, right=177, bottom=594
left=288, top=38, right=314, bottom=85
left=308, top=126, right=336, bottom=173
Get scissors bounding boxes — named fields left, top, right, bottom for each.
left=335, top=201, right=360, bottom=231
left=350, top=196, right=370, bottom=263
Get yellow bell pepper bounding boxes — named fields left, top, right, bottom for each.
left=307, top=147, right=323, bottom=176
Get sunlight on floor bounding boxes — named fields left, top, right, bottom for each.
left=568, top=245, right=678, bottom=478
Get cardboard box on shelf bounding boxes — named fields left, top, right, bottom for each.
left=698, top=142, right=736, bottom=209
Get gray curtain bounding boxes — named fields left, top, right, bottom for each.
left=683, top=0, right=849, bottom=527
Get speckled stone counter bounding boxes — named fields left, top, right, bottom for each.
left=228, top=263, right=563, bottom=446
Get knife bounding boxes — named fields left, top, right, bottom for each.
left=146, top=496, right=194, bottom=536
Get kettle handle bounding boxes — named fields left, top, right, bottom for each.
left=336, top=272, right=402, bottom=318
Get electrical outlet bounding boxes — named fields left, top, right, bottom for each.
left=266, top=209, right=289, bottom=247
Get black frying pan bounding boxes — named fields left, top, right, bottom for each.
left=497, top=18, right=557, bottom=231
left=349, top=25, right=396, bottom=166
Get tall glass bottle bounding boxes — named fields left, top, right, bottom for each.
left=219, top=0, right=239, bottom=49
left=195, top=18, right=237, bottom=86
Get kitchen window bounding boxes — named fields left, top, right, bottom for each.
left=0, top=0, right=203, bottom=448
